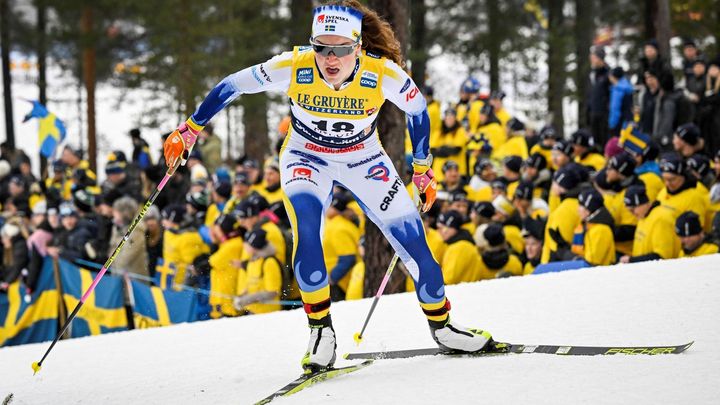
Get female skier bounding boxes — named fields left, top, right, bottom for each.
left=163, top=1, right=493, bottom=371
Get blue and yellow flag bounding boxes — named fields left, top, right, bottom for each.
left=59, top=260, right=128, bottom=338
left=23, top=100, right=66, bottom=158
left=131, top=279, right=198, bottom=329
left=0, top=259, right=59, bottom=347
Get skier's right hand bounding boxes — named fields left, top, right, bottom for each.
left=163, top=118, right=203, bottom=168
left=412, top=164, right=437, bottom=212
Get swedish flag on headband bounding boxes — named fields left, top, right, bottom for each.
left=0, top=259, right=58, bottom=347
left=22, top=100, right=66, bottom=158
left=58, top=259, right=128, bottom=337
left=131, top=279, right=197, bottom=329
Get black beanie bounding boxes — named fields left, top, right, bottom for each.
left=609, top=151, right=637, bottom=178
left=246, top=228, right=268, bottom=249
left=675, top=211, right=702, bottom=237
left=504, top=155, right=523, bottom=174
left=687, top=154, right=711, bottom=178
left=553, top=139, right=574, bottom=157
left=571, top=129, right=595, bottom=148
left=483, top=223, right=506, bottom=247
left=472, top=201, right=495, bottom=219
left=624, top=185, right=649, bottom=207
left=553, top=166, right=581, bottom=190
left=659, top=153, right=686, bottom=175
left=514, top=181, right=534, bottom=201
left=438, top=210, right=464, bottom=230
left=525, top=153, right=547, bottom=171
left=578, top=187, right=604, bottom=213
left=676, top=123, right=701, bottom=146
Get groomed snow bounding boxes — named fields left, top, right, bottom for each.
left=1, top=255, right=719, bottom=404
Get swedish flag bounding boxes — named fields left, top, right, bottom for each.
left=23, top=100, right=66, bottom=158
left=131, top=280, right=197, bottom=329
left=59, top=260, right=128, bottom=337
left=0, top=259, right=59, bottom=347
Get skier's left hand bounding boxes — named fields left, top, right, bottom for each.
left=412, top=163, right=437, bottom=212
left=164, top=118, right=203, bottom=168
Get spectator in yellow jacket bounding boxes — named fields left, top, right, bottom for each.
left=208, top=214, right=245, bottom=318
left=205, top=181, right=232, bottom=227
left=601, top=152, right=642, bottom=255
left=675, top=211, right=719, bottom=257
left=542, top=166, right=582, bottom=263
left=529, top=125, right=560, bottom=171
left=521, top=218, right=545, bottom=275
left=437, top=210, right=481, bottom=284
left=619, top=185, right=680, bottom=263
left=571, top=129, right=606, bottom=173
left=256, top=157, right=284, bottom=205
left=687, top=154, right=717, bottom=230
left=223, top=172, right=253, bottom=214
left=491, top=194, right=525, bottom=256
left=521, top=153, right=552, bottom=200
left=488, top=90, right=512, bottom=129
left=474, top=223, right=524, bottom=279
left=657, top=153, right=708, bottom=227
left=236, top=198, right=286, bottom=266
left=569, top=188, right=616, bottom=266
left=161, top=204, right=211, bottom=289
left=492, top=118, right=529, bottom=161
left=235, top=228, right=282, bottom=315
left=467, top=158, right=496, bottom=201
left=431, top=108, right=468, bottom=182
left=619, top=123, right=664, bottom=201
left=323, top=192, right=361, bottom=301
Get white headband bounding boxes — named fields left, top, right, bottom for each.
left=311, top=5, right=363, bottom=43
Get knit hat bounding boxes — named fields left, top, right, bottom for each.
left=490, top=90, right=506, bottom=100
left=525, top=153, right=547, bottom=171
left=105, top=159, right=126, bottom=175
left=217, top=214, right=242, bottom=238
left=234, top=172, right=251, bottom=185
left=186, top=190, right=210, bottom=211
left=58, top=202, right=78, bottom=218
left=646, top=38, right=659, bottom=50
left=571, top=129, right=595, bottom=148
left=214, top=181, right=232, bottom=200
left=474, top=158, right=494, bottom=175
left=675, top=123, right=701, bottom=146
left=624, top=185, right=650, bottom=207
left=608, top=151, right=637, bottom=178
left=539, top=125, right=559, bottom=140
left=264, top=156, right=280, bottom=172
left=245, top=228, right=268, bottom=250
left=491, top=179, right=508, bottom=192
left=611, top=67, right=625, bottom=79
left=235, top=200, right=260, bottom=219
left=437, top=210, right=464, bottom=230
left=484, top=223, right=506, bottom=247
left=578, top=188, right=604, bottom=213
left=247, top=193, right=270, bottom=212
left=331, top=192, right=351, bottom=212
left=72, top=188, right=96, bottom=213
left=492, top=194, right=515, bottom=216
left=311, top=5, right=363, bottom=43
left=604, top=136, right=624, bottom=159
left=448, top=190, right=469, bottom=204
left=503, top=155, right=523, bottom=174
left=32, top=200, right=47, bottom=216
left=107, top=150, right=127, bottom=163
left=553, top=139, right=574, bottom=157
left=522, top=217, right=545, bottom=241
left=687, top=154, right=711, bottom=178
left=659, top=153, right=686, bottom=175
left=508, top=118, right=525, bottom=132
left=675, top=211, right=702, bottom=237
left=514, top=181, right=534, bottom=201
left=472, top=201, right=495, bottom=219
left=553, top=166, right=581, bottom=190
left=161, top=204, right=186, bottom=224
left=442, top=160, right=459, bottom=173
left=242, top=159, right=260, bottom=170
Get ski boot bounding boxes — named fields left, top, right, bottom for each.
left=429, top=317, right=495, bottom=353
left=301, top=314, right=337, bottom=373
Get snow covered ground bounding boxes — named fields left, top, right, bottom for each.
left=1, top=255, right=719, bottom=404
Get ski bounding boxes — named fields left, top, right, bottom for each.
left=254, top=360, right=373, bottom=405
left=344, top=341, right=694, bottom=360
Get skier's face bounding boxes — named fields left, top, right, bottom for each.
left=313, top=35, right=360, bottom=89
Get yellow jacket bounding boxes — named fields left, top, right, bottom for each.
left=441, top=234, right=481, bottom=285
left=574, top=152, right=606, bottom=172
left=530, top=143, right=556, bottom=171
left=243, top=255, right=282, bottom=314
left=492, top=136, right=528, bottom=161
left=209, top=236, right=244, bottom=318
left=504, top=224, right=525, bottom=256
left=604, top=189, right=638, bottom=256
left=632, top=203, right=680, bottom=259
left=323, top=215, right=361, bottom=293
left=656, top=181, right=709, bottom=229
left=639, top=171, right=664, bottom=202
left=162, top=228, right=210, bottom=289
left=241, top=221, right=287, bottom=265
left=680, top=242, right=719, bottom=258
left=256, top=184, right=285, bottom=205
left=541, top=197, right=580, bottom=263
left=345, top=261, right=365, bottom=301
left=582, top=222, right=616, bottom=266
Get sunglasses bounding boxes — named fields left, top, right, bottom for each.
left=309, top=38, right=359, bottom=57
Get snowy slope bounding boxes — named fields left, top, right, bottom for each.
left=1, top=255, right=719, bottom=405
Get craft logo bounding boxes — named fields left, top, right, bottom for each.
left=405, top=87, right=420, bottom=102
left=292, top=167, right=312, bottom=178
left=400, top=78, right=411, bottom=93
left=259, top=64, right=272, bottom=83
left=347, top=152, right=383, bottom=168
left=296, top=68, right=314, bottom=84
left=295, top=93, right=367, bottom=115
left=251, top=66, right=264, bottom=85
left=380, top=177, right=403, bottom=211
left=288, top=149, right=329, bottom=166
left=360, top=71, right=378, bottom=89
left=366, top=162, right=390, bottom=182
left=304, top=142, right=365, bottom=154
left=317, top=14, right=325, bottom=23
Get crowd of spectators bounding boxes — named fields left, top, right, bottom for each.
left=1, top=38, right=719, bottom=320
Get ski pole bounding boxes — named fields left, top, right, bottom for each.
left=32, top=161, right=181, bottom=375
left=354, top=193, right=422, bottom=345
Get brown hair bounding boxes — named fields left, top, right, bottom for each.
left=324, top=0, right=403, bottom=67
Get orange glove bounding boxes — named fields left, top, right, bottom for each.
left=412, top=163, right=437, bottom=212
left=163, top=119, right=203, bottom=167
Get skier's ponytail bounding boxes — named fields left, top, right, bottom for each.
left=325, top=0, right=404, bottom=67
